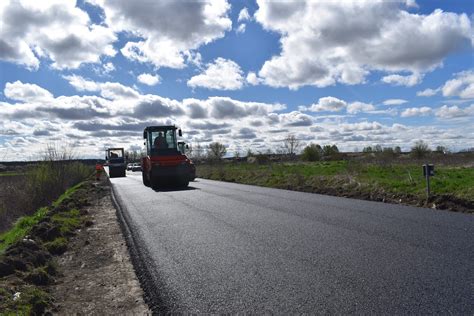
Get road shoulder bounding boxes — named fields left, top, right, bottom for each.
left=49, top=179, right=150, bottom=314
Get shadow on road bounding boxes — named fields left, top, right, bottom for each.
left=152, top=186, right=198, bottom=192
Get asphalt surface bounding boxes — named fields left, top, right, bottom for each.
left=110, top=171, right=473, bottom=313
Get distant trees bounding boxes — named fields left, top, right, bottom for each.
left=301, top=144, right=322, bottom=161
left=411, top=140, right=430, bottom=159
left=207, top=142, right=226, bottom=161
left=125, top=149, right=144, bottom=162
left=363, top=145, right=402, bottom=156
left=283, top=134, right=300, bottom=156
left=301, top=143, right=339, bottom=161
left=435, top=145, right=448, bottom=154
left=323, top=145, right=340, bottom=159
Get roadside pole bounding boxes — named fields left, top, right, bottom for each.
left=423, top=164, right=434, bottom=199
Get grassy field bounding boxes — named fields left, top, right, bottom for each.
left=197, top=160, right=474, bottom=212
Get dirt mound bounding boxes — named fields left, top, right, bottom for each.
left=0, top=240, right=51, bottom=276
left=428, top=195, right=474, bottom=213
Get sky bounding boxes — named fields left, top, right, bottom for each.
left=0, top=0, right=473, bottom=161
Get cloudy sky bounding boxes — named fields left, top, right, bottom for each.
left=1, top=0, right=473, bottom=160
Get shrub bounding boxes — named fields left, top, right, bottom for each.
left=301, top=144, right=322, bottom=161
left=322, top=145, right=340, bottom=160
left=411, top=140, right=431, bottom=159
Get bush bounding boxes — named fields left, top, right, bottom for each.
left=255, top=153, right=270, bottom=164
left=411, top=140, right=431, bottom=159
left=301, top=144, right=322, bottom=161
left=322, top=145, right=340, bottom=160
left=27, top=161, right=91, bottom=208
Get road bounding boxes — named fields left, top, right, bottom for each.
left=110, top=171, right=473, bottom=313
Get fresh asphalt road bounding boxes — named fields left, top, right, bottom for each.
left=110, top=171, right=473, bottom=313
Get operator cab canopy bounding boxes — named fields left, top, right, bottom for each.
left=143, top=125, right=183, bottom=156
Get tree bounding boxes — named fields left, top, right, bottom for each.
left=190, top=142, right=204, bottom=160
left=374, top=144, right=383, bottom=153
left=394, top=146, right=402, bottom=154
left=322, top=144, right=339, bottom=159
left=435, top=145, right=447, bottom=154
left=207, top=142, right=226, bottom=160
left=283, top=134, right=300, bottom=156
left=381, top=147, right=396, bottom=159
left=362, top=146, right=373, bottom=153
left=411, top=140, right=430, bottom=159
left=301, top=143, right=322, bottom=161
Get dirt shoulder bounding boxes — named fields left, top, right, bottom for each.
left=0, top=178, right=150, bottom=314
left=48, top=179, right=150, bottom=314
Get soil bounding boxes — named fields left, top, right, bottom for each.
left=48, top=179, right=150, bottom=314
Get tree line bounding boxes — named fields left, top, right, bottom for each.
left=125, top=135, right=455, bottom=163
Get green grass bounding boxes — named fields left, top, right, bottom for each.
left=197, top=161, right=474, bottom=202
left=0, top=207, right=48, bottom=253
left=0, top=285, right=51, bottom=315
left=51, top=209, right=82, bottom=234
left=0, top=171, right=26, bottom=177
left=52, top=182, right=83, bottom=207
left=0, top=182, right=85, bottom=254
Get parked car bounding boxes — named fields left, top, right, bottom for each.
left=126, top=163, right=133, bottom=171
left=131, top=163, right=142, bottom=172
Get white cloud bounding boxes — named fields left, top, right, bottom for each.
left=417, top=88, right=439, bottom=97
left=383, top=99, right=408, bottom=106
left=0, top=0, right=116, bottom=70
left=254, top=1, right=472, bottom=89
left=137, top=73, right=160, bottom=86
left=435, top=104, right=474, bottom=119
left=441, top=71, right=474, bottom=99
left=63, top=75, right=100, bottom=91
left=187, top=58, right=244, bottom=90
left=103, top=62, right=115, bottom=74
left=401, top=106, right=432, bottom=117
left=63, top=75, right=139, bottom=100
left=95, top=0, right=232, bottom=69
left=279, top=111, right=313, bottom=127
left=4, top=80, right=53, bottom=102
left=236, top=24, right=246, bottom=34
left=2, top=80, right=473, bottom=159
left=347, top=102, right=375, bottom=114
left=310, top=96, right=347, bottom=112
left=238, top=7, right=250, bottom=22
left=381, top=73, right=423, bottom=87
left=340, top=121, right=383, bottom=132
left=246, top=72, right=260, bottom=85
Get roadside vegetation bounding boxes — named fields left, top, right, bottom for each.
left=194, top=138, right=474, bottom=213
left=0, top=144, right=92, bottom=233
left=0, top=179, right=95, bottom=314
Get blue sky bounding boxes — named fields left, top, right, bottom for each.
left=0, top=0, right=473, bottom=160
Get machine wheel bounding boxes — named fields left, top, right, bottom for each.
left=151, top=178, right=159, bottom=189
left=142, top=171, right=150, bottom=187
left=179, top=178, right=189, bottom=188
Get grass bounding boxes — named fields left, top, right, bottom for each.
left=0, top=182, right=84, bottom=254
left=51, top=209, right=82, bottom=234
left=197, top=161, right=474, bottom=208
left=0, top=207, right=48, bottom=254
left=0, top=161, right=92, bottom=233
left=0, top=171, right=26, bottom=177
left=0, top=285, right=51, bottom=315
